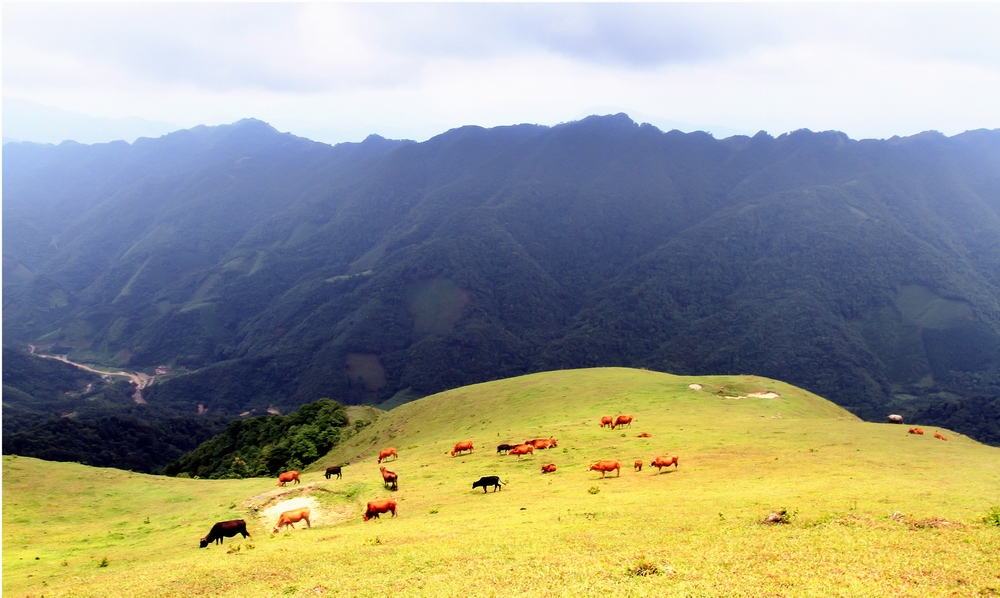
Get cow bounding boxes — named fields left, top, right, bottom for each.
left=600, top=416, right=614, bottom=428
left=541, top=463, right=557, bottom=474
left=888, top=414, right=904, bottom=424
left=526, top=438, right=557, bottom=450
left=496, top=444, right=514, bottom=454
left=637, top=432, right=651, bottom=438
left=325, top=466, right=342, bottom=479
left=908, top=427, right=925, bottom=435
left=380, top=466, right=398, bottom=490
left=451, top=441, right=475, bottom=457
left=589, top=460, right=621, bottom=478
left=508, top=443, right=535, bottom=461
left=377, top=447, right=398, bottom=463
left=611, top=415, right=633, bottom=429
left=473, top=476, right=505, bottom=492
left=200, top=519, right=250, bottom=548
left=277, top=470, right=300, bottom=487
left=650, top=455, right=679, bottom=472
left=934, top=432, right=948, bottom=441
left=363, top=499, right=398, bottom=521
left=634, top=459, right=643, bottom=472
left=273, top=507, right=311, bottom=533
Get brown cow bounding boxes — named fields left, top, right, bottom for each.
left=526, top=438, right=557, bottom=450
left=589, top=459, right=621, bottom=478
left=363, top=499, right=398, bottom=521
left=600, top=416, right=614, bottom=428
left=508, top=443, right=535, bottom=461
left=451, top=441, right=475, bottom=457
left=541, top=463, right=557, bottom=473
left=276, top=471, right=300, bottom=487
left=377, top=447, right=398, bottom=463
left=908, top=427, right=925, bottom=435
left=934, top=432, right=948, bottom=441
left=637, top=432, right=651, bottom=438
left=611, top=415, right=633, bottom=429
left=634, top=459, right=643, bottom=472
left=273, top=507, right=311, bottom=533
left=650, top=455, right=679, bottom=472
left=380, top=466, right=398, bottom=490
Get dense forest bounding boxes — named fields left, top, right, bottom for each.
left=4, top=116, right=999, bottom=446
left=163, top=398, right=350, bottom=479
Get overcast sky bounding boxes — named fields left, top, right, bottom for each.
left=4, top=3, right=1000, bottom=145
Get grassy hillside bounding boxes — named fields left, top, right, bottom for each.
left=4, top=368, right=999, bottom=597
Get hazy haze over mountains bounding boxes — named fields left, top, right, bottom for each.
left=4, top=115, right=1000, bottom=445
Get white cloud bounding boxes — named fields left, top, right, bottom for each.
left=3, top=3, right=999, bottom=144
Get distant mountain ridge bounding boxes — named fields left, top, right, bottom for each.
left=4, top=115, right=999, bottom=443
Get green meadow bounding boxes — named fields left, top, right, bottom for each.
left=4, top=368, right=999, bottom=597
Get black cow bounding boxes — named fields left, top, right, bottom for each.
left=496, top=444, right=514, bottom=454
left=200, top=519, right=250, bottom=548
left=325, top=466, right=342, bottom=479
left=472, top=476, right=505, bottom=493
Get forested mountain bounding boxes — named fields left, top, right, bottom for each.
left=4, top=115, right=1000, bottom=444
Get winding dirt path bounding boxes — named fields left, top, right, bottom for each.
left=28, top=345, right=151, bottom=403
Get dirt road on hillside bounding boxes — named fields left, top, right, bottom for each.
left=28, top=345, right=151, bottom=403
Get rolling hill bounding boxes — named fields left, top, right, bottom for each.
left=4, top=116, right=1000, bottom=445
left=4, top=369, right=999, bottom=597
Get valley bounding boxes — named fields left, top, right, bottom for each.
left=4, top=368, right=998, bottom=597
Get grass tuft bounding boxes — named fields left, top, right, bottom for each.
left=983, top=506, right=1000, bottom=528
left=588, top=486, right=600, bottom=495
left=626, top=558, right=659, bottom=576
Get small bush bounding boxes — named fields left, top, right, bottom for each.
left=626, top=559, right=659, bottom=576
left=588, top=486, right=600, bottom=495
left=429, top=509, right=439, bottom=514
left=97, top=557, right=109, bottom=568
left=983, top=506, right=1000, bottom=527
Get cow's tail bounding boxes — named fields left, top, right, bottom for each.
left=500, top=479, right=508, bottom=486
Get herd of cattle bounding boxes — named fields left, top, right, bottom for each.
left=200, top=411, right=944, bottom=547
left=199, top=413, right=677, bottom=547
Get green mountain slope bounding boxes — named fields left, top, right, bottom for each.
left=4, top=116, right=1000, bottom=443
left=4, top=369, right=999, bottom=597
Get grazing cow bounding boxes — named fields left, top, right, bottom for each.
left=325, top=466, right=342, bottom=479
left=649, top=455, right=679, bottom=472
left=888, top=414, right=904, bottom=424
left=473, top=476, right=505, bottom=492
left=934, top=432, right=948, bottom=441
left=908, top=427, right=925, bottom=435
left=611, top=415, right=633, bottom=429
left=508, top=443, right=535, bottom=461
left=600, top=416, right=614, bottom=428
left=380, top=466, right=398, bottom=490
left=634, top=459, right=643, bottom=472
left=637, top=433, right=651, bottom=438
left=541, top=463, right=557, bottom=474
left=363, top=499, right=398, bottom=521
left=273, top=507, right=311, bottom=533
left=200, top=519, right=249, bottom=548
left=496, top=444, right=514, bottom=454
left=527, top=438, right=558, bottom=450
left=451, top=441, right=475, bottom=457
left=277, top=470, right=300, bottom=487
left=378, top=447, right=398, bottom=464
left=589, top=460, right=621, bottom=478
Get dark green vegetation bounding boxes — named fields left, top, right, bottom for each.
left=4, top=116, right=1000, bottom=444
left=2, top=348, right=227, bottom=472
left=163, top=398, right=349, bottom=479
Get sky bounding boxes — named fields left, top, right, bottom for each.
left=4, top=3, right=1000, bottom=145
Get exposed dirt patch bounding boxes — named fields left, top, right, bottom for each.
left=688, top=384, right=703, bottom=391
left=725, top=391, right=782, bottom=400
left=244, top=484, right=357, bottom=531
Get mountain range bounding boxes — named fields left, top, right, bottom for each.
left=4, top=115, right=999, bottom=444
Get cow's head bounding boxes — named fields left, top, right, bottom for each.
left=199, top=537, right=209, bottom=548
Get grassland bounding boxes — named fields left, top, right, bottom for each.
left=4, top=368, right=999, bottom=597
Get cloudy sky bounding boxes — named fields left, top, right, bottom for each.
left=4, top=3, right=1000, bottom=145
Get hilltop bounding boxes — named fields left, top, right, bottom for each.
left=4, top=369, right=999, bottom=597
